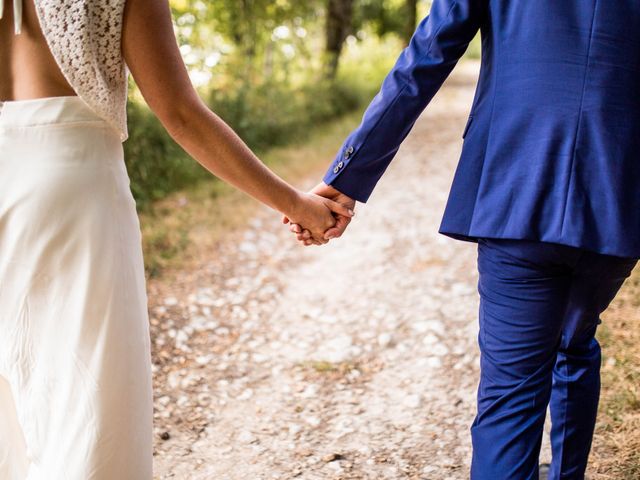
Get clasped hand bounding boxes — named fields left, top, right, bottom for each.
left=283, top=182, right=356, bottom=246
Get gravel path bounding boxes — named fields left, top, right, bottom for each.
left=150, top=62, right=550, bottom=480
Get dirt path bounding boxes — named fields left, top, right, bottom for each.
left=149, top=62, right=550, bottom=480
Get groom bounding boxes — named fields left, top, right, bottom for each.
left=286, top=1, right=640, bottom=479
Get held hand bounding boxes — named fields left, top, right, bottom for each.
left=285, top=191, right=355, bottom=245
left=283, top=183, right=356, bottom=246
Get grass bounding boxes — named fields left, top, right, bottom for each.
left=302, top=361, right=358, bottom=374
left=139, top=110, right=364, bottom=277
left=591, top=267, right=640, bottom=479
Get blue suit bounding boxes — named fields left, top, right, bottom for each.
left=324, top=0, right=640, bottom=259
left=323, top=1, right=640, bottom=478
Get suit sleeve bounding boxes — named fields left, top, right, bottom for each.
left=324, top=0, right=484, bottom=202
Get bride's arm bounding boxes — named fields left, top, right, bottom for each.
left=121, top=0, right=353, bottom=241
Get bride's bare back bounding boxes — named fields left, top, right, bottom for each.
left=0, top=0, right=75, bottom=100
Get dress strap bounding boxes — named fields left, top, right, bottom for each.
left=0, top=0, right=22, bottom=34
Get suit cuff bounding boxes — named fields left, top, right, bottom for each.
left=323, top=144, right=377, bottom=203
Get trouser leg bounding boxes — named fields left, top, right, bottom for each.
left=549, top=252, right=637, bottom=479
left=471, top=239, right=579, bottom=480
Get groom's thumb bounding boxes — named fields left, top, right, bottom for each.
left=326, top=199, right=355, bottom=219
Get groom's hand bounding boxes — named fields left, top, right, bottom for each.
left=282, top=182, right=356, bottom=246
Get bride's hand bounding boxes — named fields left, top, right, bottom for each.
left=286, top=192, right=355, bottom=245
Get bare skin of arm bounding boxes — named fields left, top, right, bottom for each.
left=121, top=0, right=352, bottom=240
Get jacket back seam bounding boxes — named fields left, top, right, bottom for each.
left=559, top=0, right=599, bottom=236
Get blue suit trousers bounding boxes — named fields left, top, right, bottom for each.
left=473, top=239, right=637, bottom=479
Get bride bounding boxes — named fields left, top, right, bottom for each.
left=0, top=0, right=352, bottom=478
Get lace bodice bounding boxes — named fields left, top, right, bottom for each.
left=10, top=0, right=129, bottom=140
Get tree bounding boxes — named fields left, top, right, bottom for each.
left=403, top=0, right=419, bottom=46
left=325, top=0, right=356, bottom=79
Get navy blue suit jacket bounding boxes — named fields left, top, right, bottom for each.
left=324, top=0, right=640, bottom=258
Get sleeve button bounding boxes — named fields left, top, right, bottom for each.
left=338, top=161, right=344, bottom=168
left=345, top=146, right=355, bottom=158
left=333, top=166, right=340, bottom=174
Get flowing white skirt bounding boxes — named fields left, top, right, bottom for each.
left=0, top=97, right=153, bottom=479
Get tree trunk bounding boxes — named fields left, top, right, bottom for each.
left=403, top=0, right=419, bottom=46
left=325, top=0, right=356, bottom=79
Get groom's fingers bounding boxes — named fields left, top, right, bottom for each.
left=324, top=199, right=355, bottom=219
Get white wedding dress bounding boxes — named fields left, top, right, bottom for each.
left=0, top=1, right=153, bottom=479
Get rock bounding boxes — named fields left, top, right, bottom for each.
left=451, top=282, right=475, bottom=296
left=197, top=393, right=212, bottom=407
left=237, top=431, right=256, bottom=444
left=296, top=447, right=313, bottom=457
left=167, top=371, right=181, bottom=390
left=175, top=330, right=189, bottom=347
left=431, top=344, right=449, bottom=356
left=164, top=297, right=179, bottom=307
left=304, top=416, right=322, bottom=427
left=422, top=465, right=437, bottom=474
left=315, top=335, right=354, bottom=363
left=377, top=333, right=393, bottom=348
left=322, top=453, right=345, bottom=463
left=422, top=334, right=440, bottom=346
left=404, top=394, right=422, bottom=409
left=237, top=389, right=254, bottom=401
left=300, top=384, right=319, bottom=399
left=195, top=354, right=214, bottom=365
left=425, top=357, right=443, bottom=368
left=252, top=353, right=270, bottom=363
left=346, top=369, right=361, bottom=381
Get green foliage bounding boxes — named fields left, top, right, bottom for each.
left=124, top=68, right=385, bottom=210
left=124, top=102, right=207, bottom=211
left=125, top=24, right=398, bottom=210
left=208, top=79, right=363, bottom=152
left=124, top=1, right=436, bottom=210
left=466, top=33, right=482, bottom=60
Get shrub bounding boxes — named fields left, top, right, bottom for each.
left=123, top=38, right=397, bottom=211
left=124, top=76, right=382, bottom=210
left=124, top=101, right=207, bottom=211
